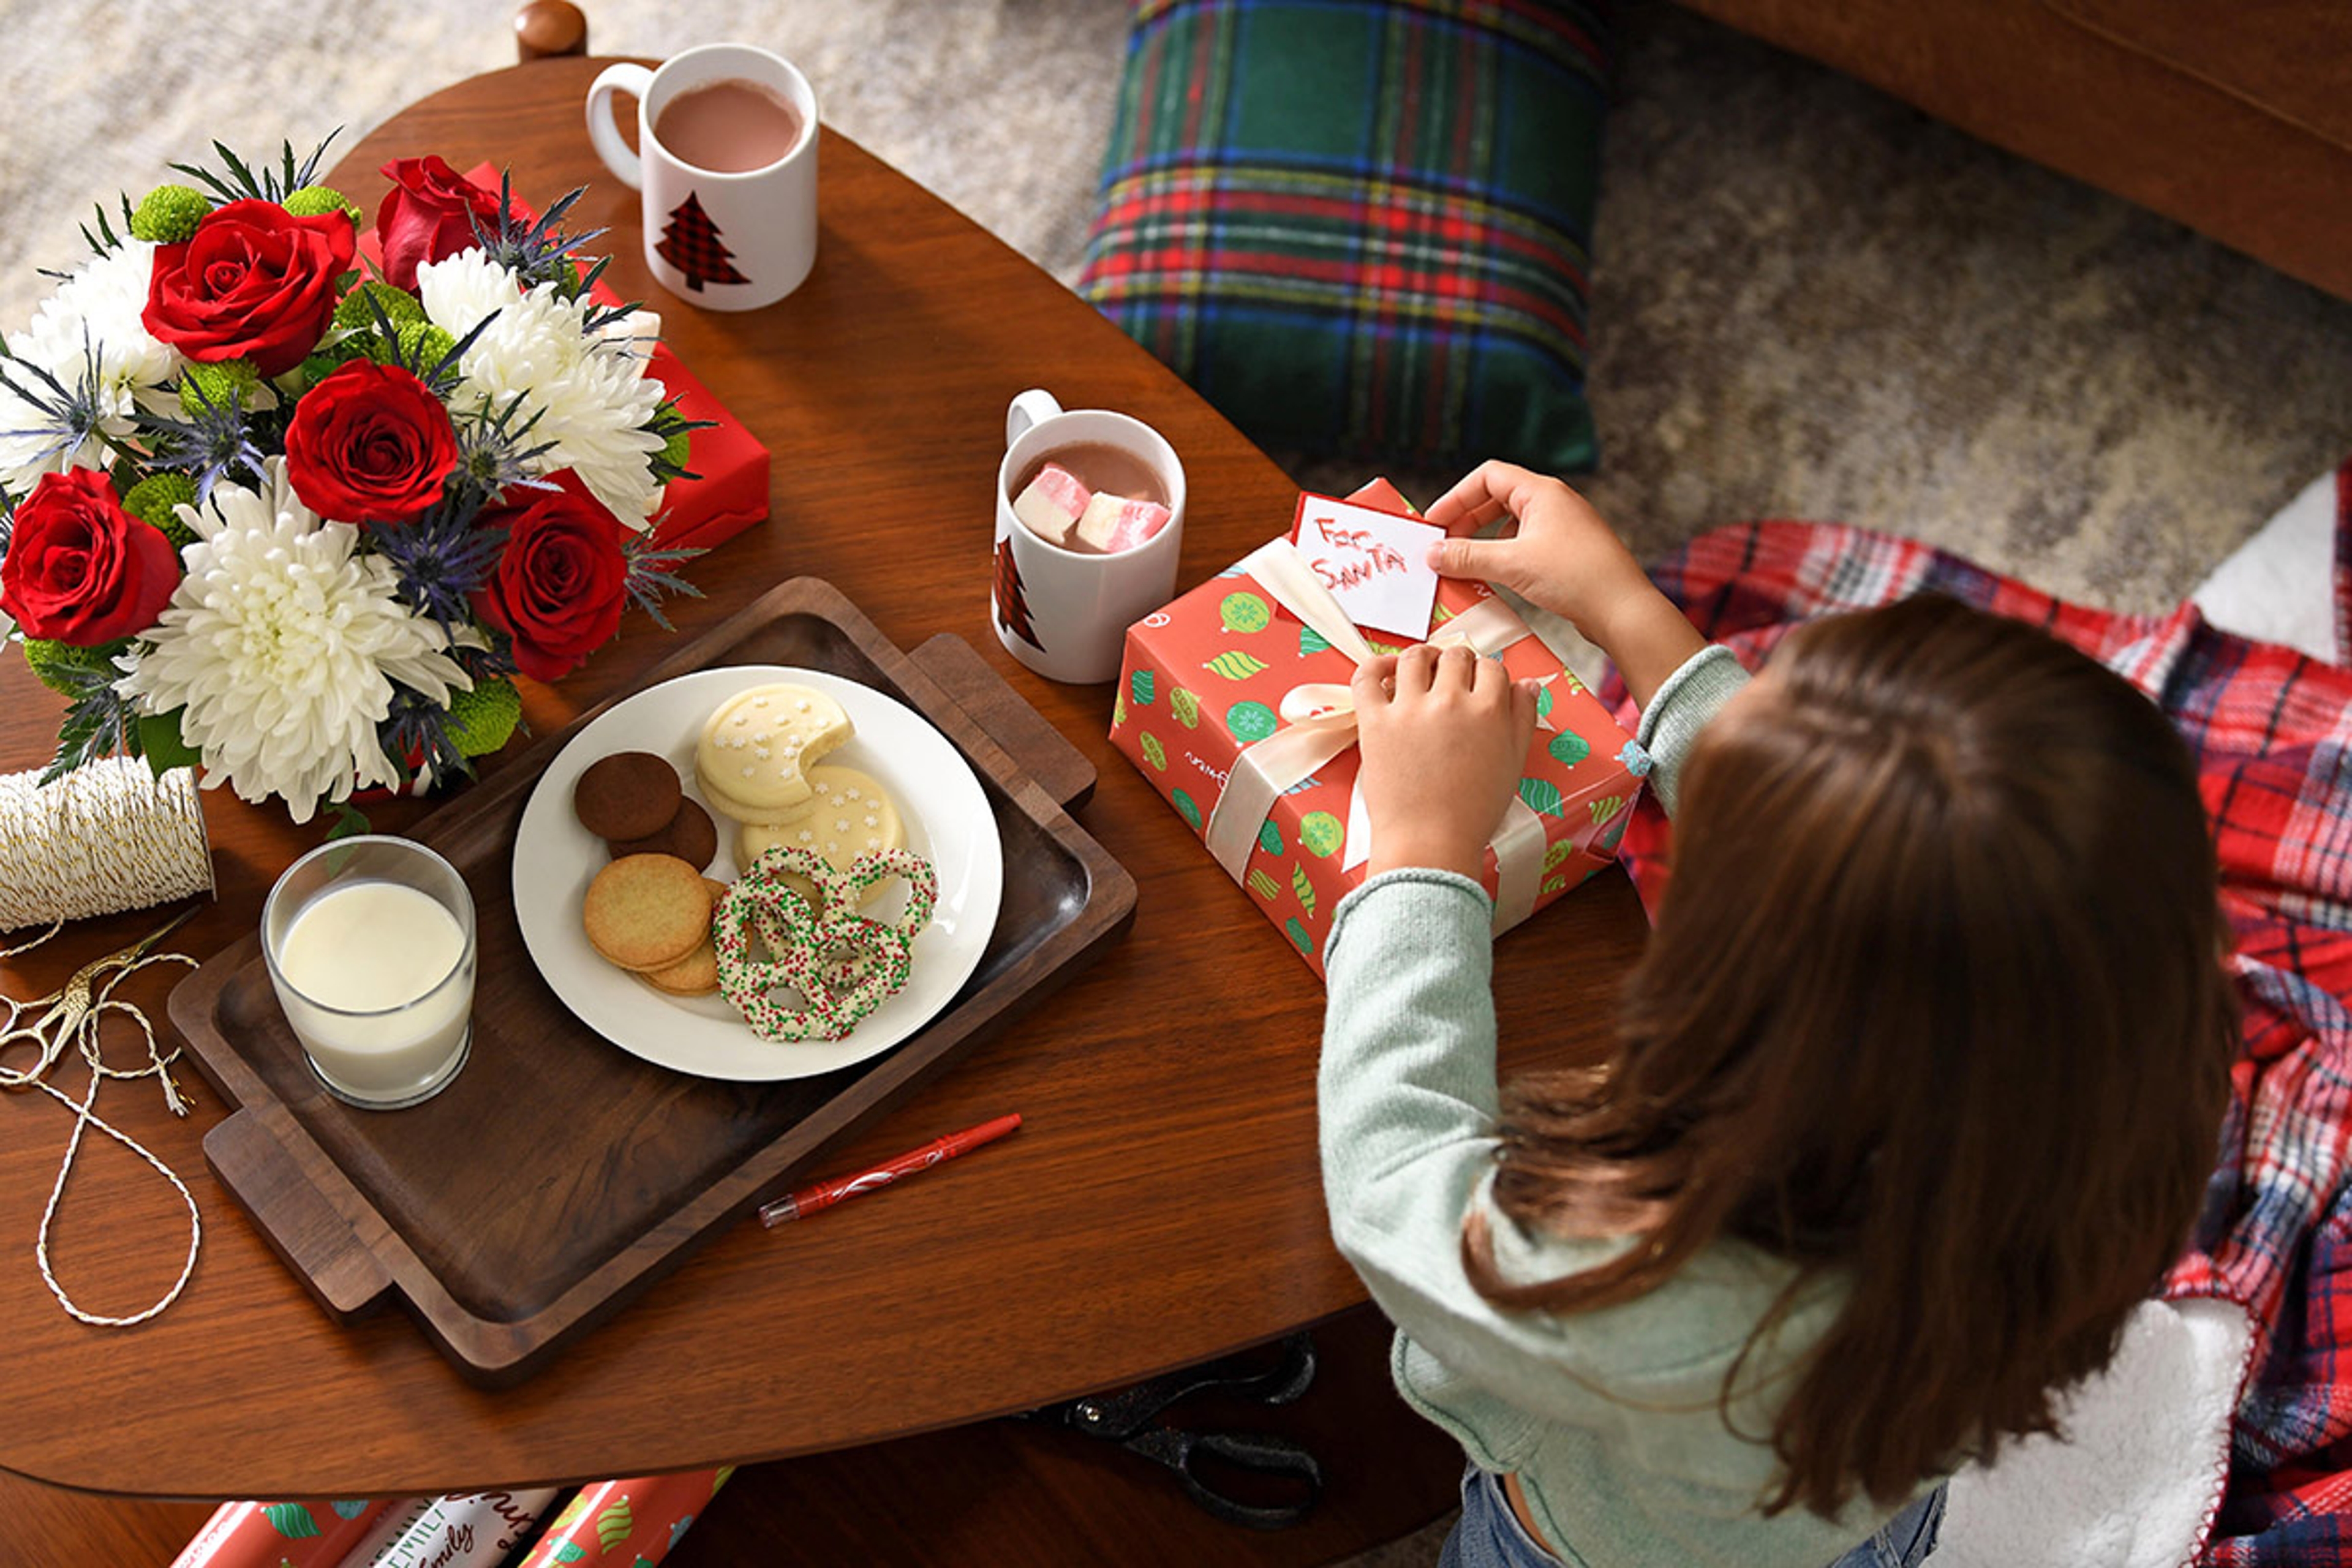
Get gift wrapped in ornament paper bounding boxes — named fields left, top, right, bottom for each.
left=1109, top=481, right=1648, bottom=978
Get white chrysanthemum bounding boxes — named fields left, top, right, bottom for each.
left=0, top=242, right=183, bottom=492
left=115, top=459, right=471, bottom=823
left=417, top=249, right=666, bottom=528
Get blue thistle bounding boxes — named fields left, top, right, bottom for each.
left=622, top=533, right=705, bottom=632
left=442, top=391, right=554, bottom=516
left=167, top=134, right=339, bottom=208
left=367, top=498, right=508, bottom=641
left=142, top=372, right=272, bottom=501
left=469, top=174, right=609, bottom=300
left=0, top=331, right=119, bottom=477
left=377, top=685, right=470, bottom=795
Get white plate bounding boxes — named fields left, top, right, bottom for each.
left=511, top=665, right=1004, bottom=1081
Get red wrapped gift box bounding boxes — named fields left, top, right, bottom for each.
left=1110, top=480, right=1646, bottom=977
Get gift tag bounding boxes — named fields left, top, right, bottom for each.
left=1289, top=494, right=1444, bottom=641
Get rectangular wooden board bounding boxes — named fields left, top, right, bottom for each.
left=170, top=580, right=1134, bottom=1386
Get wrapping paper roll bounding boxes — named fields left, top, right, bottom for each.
left=167, top=1499, right=388, bottom=1568
left=512, top=1468, right=734, bottom=1567
left=339, top=1488, right=558, bottom=1568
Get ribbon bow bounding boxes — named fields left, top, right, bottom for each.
left=1200, top=539, right=1552, bottom=933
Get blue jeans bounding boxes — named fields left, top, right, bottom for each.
left=1437, top=1464, right=1947, bottom=1568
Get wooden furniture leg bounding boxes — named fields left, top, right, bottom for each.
left=514, top=1, right=587, bottom=61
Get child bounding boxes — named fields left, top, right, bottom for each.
left=1320, top=461, right=2236, bottom=1567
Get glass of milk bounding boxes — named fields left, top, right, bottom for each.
left=262, top=835, right=478, bottom=1110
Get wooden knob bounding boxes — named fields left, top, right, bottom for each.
left=514, top=0, right=589, bottom=60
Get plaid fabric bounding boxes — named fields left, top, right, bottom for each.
left=1078, top=0, right=1610, bottom=473
left=1600, top=461, right=2352, bottom=1566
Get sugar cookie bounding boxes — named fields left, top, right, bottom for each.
left=694, top=684, right=852, bottom=817
left=641, top=936, right=720, bottom=997
left=737, top=764, right=907, bottom=905
left=582, top=853, right=714, bottom=972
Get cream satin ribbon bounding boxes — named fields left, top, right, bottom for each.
left=1201, top=538, right=1551, bottom=934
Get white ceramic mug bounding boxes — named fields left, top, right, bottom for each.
left=992, top=390, right=1188, bottom=684
left=586, top=43, right=819, bottom=311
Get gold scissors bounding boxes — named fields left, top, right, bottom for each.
left=0, top=905, right=202, bottom=1092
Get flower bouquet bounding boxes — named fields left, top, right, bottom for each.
left=0, top=138, right=701, bottom=823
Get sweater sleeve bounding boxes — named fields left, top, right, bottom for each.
left=1319, top=870, right=1638, bottom=1427
left=1634, top=643, right=1750, bottom=818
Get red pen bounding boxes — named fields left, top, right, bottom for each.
left=759, top=1113, right=1022, bottom=1227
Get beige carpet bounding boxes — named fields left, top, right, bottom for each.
left=8, top=2, right=2352, bottom=1562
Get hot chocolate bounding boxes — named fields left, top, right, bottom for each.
left=654, top=78, right=805, bottom=173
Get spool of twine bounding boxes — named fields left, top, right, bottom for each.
left=0, top=758, right=214, bottom=926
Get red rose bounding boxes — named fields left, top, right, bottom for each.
left=376, top=156, right=507, bottom=292
left=143, top=198, right=356, bottom=377
left=283, top=361, right=459, bottom=522
left=473, top=471, right=630, bottom=682
left=0, top=469, right=179, bottom=645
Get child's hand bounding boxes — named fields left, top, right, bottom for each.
left=1352, top=643, right=1538, bottom=880
left=1422, top=460, right=1706, bottom=710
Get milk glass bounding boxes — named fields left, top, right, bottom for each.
left=262, top=835, right=477, bottom=1110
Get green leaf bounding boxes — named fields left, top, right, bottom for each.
left=262, top=1503, right=321, bottom=1540
left=139, top=707, right=200, bottom=777
left=324, top=801, right=373, bottom=841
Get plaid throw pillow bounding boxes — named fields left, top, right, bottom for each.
left=1079, top=0, right=1612, bottom=474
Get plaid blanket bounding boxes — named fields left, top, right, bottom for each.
left=1604, top=465, right=2352, bottom=1565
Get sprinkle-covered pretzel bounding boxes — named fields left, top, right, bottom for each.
left=713, top=846, right=938, bottom=1043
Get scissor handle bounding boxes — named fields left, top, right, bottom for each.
left=1126, top=1426, right=1323, bottom=1530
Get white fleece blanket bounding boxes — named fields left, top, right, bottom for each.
left=1932, top=1297, right=2250, bottom=1566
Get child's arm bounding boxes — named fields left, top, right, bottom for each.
left=1422, top=461, right=1704, bottom=711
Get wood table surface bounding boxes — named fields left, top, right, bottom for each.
left=0, top=56, right=1646, bottom=1501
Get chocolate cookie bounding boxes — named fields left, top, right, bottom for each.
left=574, top=751, right=684, bottom=841
left=608, top=796, right=719, bottom=872
left=582, top=853, right=714, bottom=972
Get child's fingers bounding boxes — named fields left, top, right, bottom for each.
left=1437, top=643, right=1481, bottom=691
left=1425, top=458, right=1545, bottom=538
left=1393, top=642, right=1441, bottom=694
left=1511, top=676, right=1541, bottom=736
left=1351, top=654, right=1399, bottom=708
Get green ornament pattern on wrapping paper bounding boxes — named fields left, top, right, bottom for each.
left=1291, top=864, right=1317, bottom=918
left=331, top=1501, right=369, bottom=1520
left=1588, top=794, right=1626, bottom=826
left=1172, top=687, right=1200, bottom=728
left=1172, top=788, right=1203, bottom=832
left=1299, top=811, right=1343, bottom=858
left=1113, top=688, right=1127, bottom=728
left=552, top=1544, right=586, bottom=1565
left=1130, top=669, right=1155, bottom=706
left=1220, top=592, right=1270, bottom=633
left=1257, top=820, right=1284, bottom=856
left=1595, top=809, right=1632, bottom=856
left=1534, top=683, right=1554, bottom=725
left=1227, top=701, right=1277, bottom=742
left=1247, top=867, right=1281, bottom=901
left=1543, top=839, right=1576, bottom=872
left=263, top=1504, right=320, bottom=1540
left=1285, top=917, right=1314, bottom=957
left=1548, top=730, right=1588, bottom=768
left=1518, top=778, right=1564, bottom=817
left=1205, top=650, right=1270, bottom=681
left=1140, top=733, right=1167, bottom=771
left=1300, top=624, right=1331, bottom=657
left=597, top=1496, right=636, bottom=1554
left=550, top=1493, right=589, bottom=1533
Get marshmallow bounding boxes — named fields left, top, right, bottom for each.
left=1012, top=463, right=1090, bottom=546
left=1074, top=491, right=1173, bottom=554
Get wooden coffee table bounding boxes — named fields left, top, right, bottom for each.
left=0, top=56, right=1646, bottom=1506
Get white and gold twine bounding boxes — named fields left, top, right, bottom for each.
left=0, top=757, right=214, bottom=924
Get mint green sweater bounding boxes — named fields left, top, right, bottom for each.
left=1319, top=646, right=1932, bottom=1567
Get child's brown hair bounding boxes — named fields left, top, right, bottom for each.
left=1463, top=594, right=2235, bottom=1517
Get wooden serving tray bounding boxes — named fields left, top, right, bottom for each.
left=168, top=580, right=1135, bottom=1387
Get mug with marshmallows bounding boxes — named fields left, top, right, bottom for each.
left=992, top=390, right=1188, bottom=684
left=587, top=43, right=820, bottom=311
